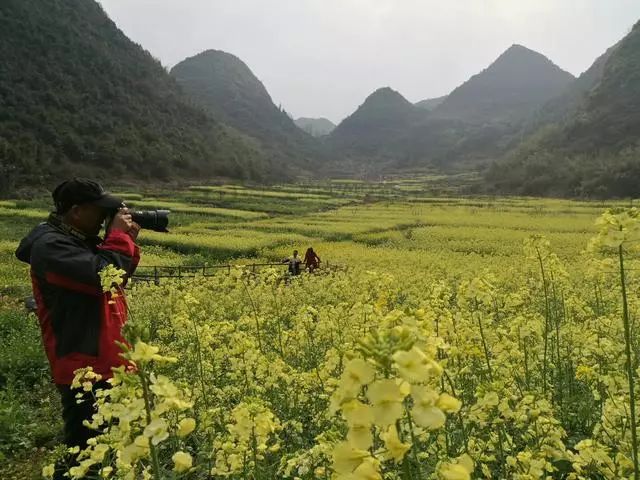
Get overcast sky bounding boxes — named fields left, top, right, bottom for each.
left=98, top=0, right=640, bottom=124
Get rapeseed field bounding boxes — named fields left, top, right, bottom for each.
left=1, top=182, right=638, bottom=479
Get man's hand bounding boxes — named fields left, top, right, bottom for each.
left=109, top=208, right=133, bottom=232
left=107, top=208, right=139, bottom=238
left=127, top=222, right=141, bottom=241
left=110, top=209, right=142, bottom=240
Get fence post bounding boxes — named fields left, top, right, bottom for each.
left=178, top=266, right=182, bottom=282
left=154, top=266, right=159, bottom=286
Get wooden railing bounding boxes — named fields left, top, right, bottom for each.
left=131, top=261, right=335, bottom=285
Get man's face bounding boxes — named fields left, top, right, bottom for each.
left=67, top=203, right=109, bottom=236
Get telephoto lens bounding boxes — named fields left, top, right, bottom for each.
left=130, top=210, right=170, bottom=232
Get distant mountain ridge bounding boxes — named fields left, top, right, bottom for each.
left=326, top=45, right=577, bottom=173
left=294, top=117, right=336, bottom=137
left=415, top=96, right=447, bottom=111
left=2, top=0, right=638, bottom=199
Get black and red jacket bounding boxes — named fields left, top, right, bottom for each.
left=16, top=215, right=140, bottom=385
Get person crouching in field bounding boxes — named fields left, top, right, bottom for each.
left=304, top=247, right=321, bottom=272
left=15, top=179, right=140, bottom=478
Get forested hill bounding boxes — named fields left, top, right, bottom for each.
left=0, top=0, right=276, bottom=194
left=487, top=20, right=640, bottom=197
left=432, top=44, right=575, bottom=124
left=327, top=87, right=426, bottom=158
left=170, top=50, right=325, bottom=172
left=529, top=43, right=619, bottom=128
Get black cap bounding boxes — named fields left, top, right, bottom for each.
left=52, top=178, right=123, bottom=213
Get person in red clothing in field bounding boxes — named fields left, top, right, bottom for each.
left=304, top=246, right=321, bottom=273
left=15, top=179, right=140, bottom=467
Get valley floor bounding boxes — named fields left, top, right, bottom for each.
left=0, top=179, right=635, bottom=479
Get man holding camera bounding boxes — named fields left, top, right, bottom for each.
left=15, top=178, right=140, bottom=457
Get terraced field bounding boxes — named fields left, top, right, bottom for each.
left=1, top=180, right=638, bottom=480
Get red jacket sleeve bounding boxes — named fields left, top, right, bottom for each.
left=99, top=229, right=140, bottom=281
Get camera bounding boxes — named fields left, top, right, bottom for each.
left=109, top=206, right=170, bottom=232
left=130, top=209, right=170, bottom=232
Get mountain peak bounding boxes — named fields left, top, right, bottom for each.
left=493, top=44, right=569, bottom=71
left=361, top=87, right=413, bottom=110
left=368, top=86, right=408, bottom=99
left=171, top=49, right=323, bottom=170
left=188, top=49, right=243, bottom=64
left=327, top=87, right=423, bottom=157
left=433, top=44, right=575, bottom=123
left=504, top=43, right=534, bottom=54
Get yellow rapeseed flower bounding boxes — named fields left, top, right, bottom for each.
left=366, top=379, right=407, bottom=427
left=177, top=417, right=197, bottom=437
left=42, top=464, right=55, bottom=480
left=119, top=435, right=150, bottom=466
left=143, top=418, right=169, bottom=445
left=342, top=358, right=376, bottom=392
left=437, top=393, right=462, bottom=413
left=392, top=346, right=442, bottom=384
left=343, top=400, right=374, bottom=450
left=351, top=456, right=382, bottom=480
left=439, top=463, right=470, bottom=480
left=380, top=425, right=411, bottom=463
left=331, top=358, right=377, bottom=413
left=99, top=466, right=113, bottom=478
left=172, top=451, right=193, bottom=472
left=332, top=442, right=370, bottom=475
left=128, top=341, right=177, bottom=363
left=440, top=453, right=474, bottom=480
left=412, top=385, right=446, bottom=430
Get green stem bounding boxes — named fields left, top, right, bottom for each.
left=140, top=368, right=162, bottom=480
left=442, top=370, right=469, bottom=452
left=190, top=316, right=210, bottom=410
left=475, top=309, right=493, bottom=382
left=251, top=425, right=260, bottom=479
left=619, top=245, right=639, bottom=480
left=189, top=313, right=214, bottom=474
left=404, top=403, right=422, bottom=478
left=556, top=291, right=564, bottom=406
left=242, top=277, right=263, bottom=352
left=536, top=249, right=551, bottom=396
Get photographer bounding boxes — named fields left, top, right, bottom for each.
left=15, top=179, right=140, bottom=462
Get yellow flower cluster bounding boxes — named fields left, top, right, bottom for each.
left=327, top=325, right=465, bottom=479
left=45, top=208, right=640, bottom=479
left=98, top=264, right=127, bottom=302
